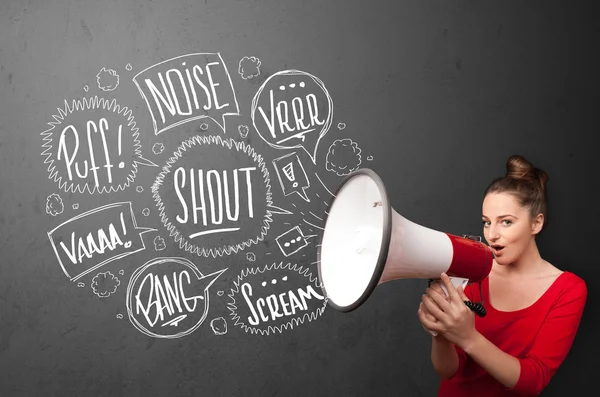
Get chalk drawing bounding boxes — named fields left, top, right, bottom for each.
left=272, top=152, right=310, bottom=202
left=40, top=96, right=157, bottom=194
left=276, top=226, right=309, bottom=257
left=133, top=53, right=240, bottom=135
left=97, top=67, right=119, bottom=91
left=91, top=271, right=120, bottom=298
left=151, top=135, right=292, bottom=258
left=152, top=143, right=165, bottom=155
left=325, top=138, right=362, bottom=176
left=238, top=56, right=261, bottom=80
left=251, top=70, right=333, bottom=164
left=126, top=257, right=226, bottom=339
left=238, top=124, right=249, bottom=138
left=210, top=317, right=228, bottom=335
left=47, top=202, right=156, bottom=282
left=154, top=236, right=166, bottom=251
left=46, top=193, right=64, bottom=216
left=228, top=262, right=327, bottom=335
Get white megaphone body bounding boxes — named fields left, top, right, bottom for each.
left=317, top=169, right=493, bottom=334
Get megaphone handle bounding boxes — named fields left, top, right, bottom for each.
left=423, top=277, right=487, bottom=336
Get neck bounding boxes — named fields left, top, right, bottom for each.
left=502, top=238, right=545, bottom=276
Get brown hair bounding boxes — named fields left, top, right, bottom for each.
left=484, top=155, right=549, bottom=232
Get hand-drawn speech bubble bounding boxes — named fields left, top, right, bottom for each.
left=133, top=53, right=240, bottom=135
left=272, top=152, right=310, bottom=202
left=126, top=257, right=227, bottom=339
left=47, top=202, right=156, bottom=282
left=251, top=70, right=333, bottom=164
left=151, top=135, right=292, bottom=258
left=40, top=96, right=158, bottom=194
left=227, top=262, right=327, bottom=336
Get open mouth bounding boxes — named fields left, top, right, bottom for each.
left=491, top=245, right=505, bottom=254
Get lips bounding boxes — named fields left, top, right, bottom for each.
left=491, top=244, right=505, bottom=254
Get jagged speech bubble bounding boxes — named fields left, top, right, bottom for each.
left=133, top=53, right=240, bottom=135
left=126, top=257, right=227, bottom=339
left=251, top=70, right=333, bottom=164
left=47, top=202, right=156, bottom=282
left=151, top=135, right=292, bottom=258
left=227, top=262, right=328, bottom=336
left=41, top=96, right=157, bottom=194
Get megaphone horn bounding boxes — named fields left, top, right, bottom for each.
left=317, top=168, right=493, bottom=316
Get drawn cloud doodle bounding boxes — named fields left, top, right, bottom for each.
left=325, top=138, right=362, bottom=176
left=238, top=56, right=261, bottom=80
left=227, top=262, right=327, bottom=336
left=96, top=67, right=120, bottom=91
left=91, top=271, right=120, bottom=298
left=210, top=317, right=228, bottom=335
left=46, top=193, right=64, bottom=216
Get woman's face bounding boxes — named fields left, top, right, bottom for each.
left=481, top=192, right=541, bottom=265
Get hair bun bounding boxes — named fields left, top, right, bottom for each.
left=505, top=154, right=548, bottom=190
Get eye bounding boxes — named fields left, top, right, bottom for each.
left=482, top=220, right=490, bottom=227
left=502, top=219, right=513, bottom=226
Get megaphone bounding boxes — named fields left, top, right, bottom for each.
left=317, top=169, right=493, bottom=322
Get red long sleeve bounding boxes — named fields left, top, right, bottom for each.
left=438, top=271, right=587, bottom=397
left=510, top=278, right=587, bottom=396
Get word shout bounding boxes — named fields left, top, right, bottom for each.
left=173, top=167, right=256, bottom=238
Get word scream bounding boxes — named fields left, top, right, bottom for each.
left=241, top=282, right=324, bottom=326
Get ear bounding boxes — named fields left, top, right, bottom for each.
left=531, top=213, right=544, bottom=235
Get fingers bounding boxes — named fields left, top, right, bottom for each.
left=440, top=273, right=460, bottom=302
left=458, top=285, right=470, bottom=302
left=419, top=302, right=437, bottom=323
left=422, top=290, right=446, bottom=318
left=418, top=307, right=442, bottom=333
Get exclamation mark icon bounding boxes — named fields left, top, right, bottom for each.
left=118, top=125, right=125, bottom=169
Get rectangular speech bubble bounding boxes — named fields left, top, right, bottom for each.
left=47, top=202, right=156, bottom=282
left=133, top=53, right=240, bottom=135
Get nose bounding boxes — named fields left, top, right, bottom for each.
left=486, top=223, right=501, bottom=241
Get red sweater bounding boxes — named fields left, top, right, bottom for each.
left=438, top=271, right=587, bottom=397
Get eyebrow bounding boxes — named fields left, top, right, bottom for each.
left=481, top=214, right=516, bottom=219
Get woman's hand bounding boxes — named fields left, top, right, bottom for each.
left=418, top=273, right=479, bottom=349
left=418, top=279, right=447, bottom=336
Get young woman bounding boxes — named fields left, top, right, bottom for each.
left=417, top=155, right=588, bottom=396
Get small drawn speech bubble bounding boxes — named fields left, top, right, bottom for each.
left=133, top=53, right=240, bottom=136
left=151, top=135, right=292, bottom=258
left=47, top=202, right=156, bottom=282
left=276, top=226, right=309, bottom=257
left=40, top=96, right=157, bottom=194
left=272, top=152, right=310, bottom=202
left=251, top=70, right=333, bottom=164
left=227, top=262, right=327, bottom=336
left=126, top=257, right=227, bottom=339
